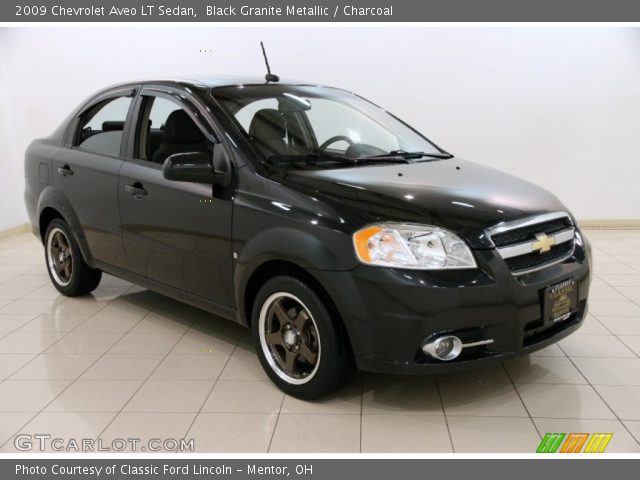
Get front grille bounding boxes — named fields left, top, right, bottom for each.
left=491, top=217, right=573, bottom=247
left=487, top=213, right=576, bottom=275
left=504, top=240, right=575, bottom=273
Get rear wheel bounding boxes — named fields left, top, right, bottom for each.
left=44, top=219, right=101, bottom=296
left=252, top=276, right=352, bottom=399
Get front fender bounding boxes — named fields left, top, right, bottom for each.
left=233, top=226, right=358, bottom=325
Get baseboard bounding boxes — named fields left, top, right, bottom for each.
left=0, top=223, right=29, bottom=240
left=578, top=219, right=640, bottom=230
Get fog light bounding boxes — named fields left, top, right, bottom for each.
left=422, top=335, right=463, bottom=361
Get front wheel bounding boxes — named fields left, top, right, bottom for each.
left=252, top=276, right=353, bottom=399
left=44, top=219, right=102, bottom=296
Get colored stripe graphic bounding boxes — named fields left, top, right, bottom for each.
left=560, top=433, right=589, bottom=453
left=537, top=433, right=565, bottom=453
left=583, top=433, right=613, bottom=453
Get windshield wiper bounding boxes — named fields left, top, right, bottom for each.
left=364, top=150, right=453, bottom=160
left=266, top=152, right=410, bottom=166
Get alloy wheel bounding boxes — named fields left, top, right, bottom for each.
left=258, top=292, right=321, bottom=385
left=47, top=227, right=73, bottom=287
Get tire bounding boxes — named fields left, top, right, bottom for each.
left=252, top=275, right=353, bottom=399
left=44, top=218, right=102, bottom=296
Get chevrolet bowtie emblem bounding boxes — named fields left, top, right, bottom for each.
left=532, top=233, right=556, bottom=253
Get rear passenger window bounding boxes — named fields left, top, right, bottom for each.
left=75, top=96, right=132, bottom=156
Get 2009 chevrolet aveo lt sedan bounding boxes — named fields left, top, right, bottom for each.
left=25, top=76, right=592, bottom=399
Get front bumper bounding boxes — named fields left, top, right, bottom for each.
left=314, top=236, right=592, bottom=375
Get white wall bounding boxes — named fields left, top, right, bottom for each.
left=0, top=29, right=25, bottom=230
left=1, top=27, right=640, bottom=230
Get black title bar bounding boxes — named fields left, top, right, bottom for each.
left=4, top=0, right=640, bottom=22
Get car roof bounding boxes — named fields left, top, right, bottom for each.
left=119, top=75, right=327, bottom=90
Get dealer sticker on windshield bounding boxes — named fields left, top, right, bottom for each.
left=544, top=278, right=577, bottom=324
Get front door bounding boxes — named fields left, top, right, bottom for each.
left=118, top=90, right=234, bottom=306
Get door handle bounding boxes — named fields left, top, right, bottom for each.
left=124, top=182, right=148, bottom=199
left=57, top=165, right=74, bottom=177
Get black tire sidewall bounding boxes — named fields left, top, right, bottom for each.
left=251, top=275, right=351, bottom=400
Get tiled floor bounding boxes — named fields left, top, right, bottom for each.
left=0, top=229, right=639, bottom=453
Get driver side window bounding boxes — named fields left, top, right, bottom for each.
left=135, top=95, right=211, bottom=165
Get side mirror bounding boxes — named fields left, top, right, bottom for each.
left=162, top=152, right=227, bottom=185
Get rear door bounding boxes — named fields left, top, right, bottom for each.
left=118, top=86, right=234, bottom=306
left=53, top=87, right=137, bottom=269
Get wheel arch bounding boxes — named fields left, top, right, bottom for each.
left=36, top=187, right=95, bottom=267
left=240, top=258, right=355, bottom=360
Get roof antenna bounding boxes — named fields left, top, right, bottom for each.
left=260, top=41, right=280, bottom=83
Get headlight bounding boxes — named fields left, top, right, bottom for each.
left=353, top=223, right=477, bottom=269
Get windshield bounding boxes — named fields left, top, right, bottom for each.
left=211, top=85, right=449, bottom=167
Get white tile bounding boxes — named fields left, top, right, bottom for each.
left=438, top=364, right=511, bottom=383
left=80, top=354, right=164, bottom=380
left=0, top=299, right=62, bottom=316
left=188, top=413, right=277, bottom=453
left=559, top=334, right=636, bottom=358
left=0, top=332, right=65, bottom=353
left=108, top=331, right=182, bottom=355
left=0, top=380, right=70, bottom=412
left=362, top=378, right=442, bottom=415
left=440, top=382, right=528, bottom=417
left=0, top=354, right=36, bottom=379
left=75, top=301, right=149, bottom=332
left=624, top=421, right=640, bottom=445
left=149, top=353, right=228, bottom=381
left=588, top=286, right=628, bottom=302
left=572, top=357, right=640, bottom=385
left=17, top=314, right=90, bottom=333
left=447, top=416, right=540, bottom=453
left=516, top=383, right=615, bottom=419
left=599, top=274, right=640, bottom=287
left=46, top=380, right=142, bottom=412
left=573, top=315, right=611, bottom=335
left=591, top=264, right=638, bottom=275
left=594, top=385, right=640, bottom=420
left=172, top=326, right=239, bottom=356
left=10, top=353, right=99, bottom=380
left=45, top=332, right=123, bottom=354
left=597, top=316, right=640, bottom=335
left=619, top=335, right=640, bottom=356
left=45, top=298, right=109, bottom=316
left=218, top=350, right=270, bottom=381
left=203, top=380, right=284, bottom=414
left=130, top=312, right=193, bottom=335
left=124, top=380, right=213, bottom=413
left=0, top=315, right=37, bottom=333
left=588, top=301, right=640, bottom=317
left=361, top=414, right=452, bottom=453
left=616, top=286, right=640, bottom=304
left=530, top=343, right=566, bottom=357
left=270, top=414, right=360, bottom=453
left=503, top=355, right=587, bottom=384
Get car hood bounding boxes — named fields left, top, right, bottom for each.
left=284, top=158, right=571, bottom=249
